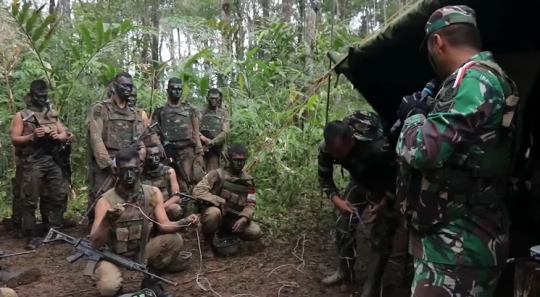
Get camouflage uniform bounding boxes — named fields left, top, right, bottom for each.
left=396, top=6, right=516, bottom=297
left=17, top=107, right=68, bottom=238
left=10, top=148, right=23, bottom=232
left=140, top=164, right=183, bottom=221
left=200, top=107, right=230, bottom=171
left=193, top=167, right=262, bottom=241
left=87, top=100, right=146, bottom=223
left=151, top=103, right=203, bottom=190
left=318, top=111, right=398, bottom=294
left=92, top=185, right=186, bottom=297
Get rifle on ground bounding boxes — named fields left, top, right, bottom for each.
left=0, top=250, right=35, bottom=260
left=43, top=228, right=178, bottom=286
left=179, top=193, right=268, bottom=227
left=22, top=112, right=72, bottom=184
left=81, top=124, right=155, bottom=223
left=150, top=123, right=192, bottom=185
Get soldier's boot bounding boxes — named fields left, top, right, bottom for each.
left=118, top=288, right=157, bottom=297
left=202, top=233, right=216, bottom=260
left=0, top=267, right=41, bottom=288
left=24, top=230, right=37, bottom=250
left=359, top=253, right=390, bottom=297
left=321, top=259, right=357, bottom=286
left=140, top=270, right=173, bottom=297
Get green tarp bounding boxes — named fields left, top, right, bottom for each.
left=328, top=0, right=540, bottom=130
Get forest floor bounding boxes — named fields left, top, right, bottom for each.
left=0, top=219, right=414, bottom=297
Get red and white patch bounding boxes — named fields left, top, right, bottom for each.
left=247, top=187, right=256, bottom=203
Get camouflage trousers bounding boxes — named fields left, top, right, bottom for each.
left=175, top=146, right=194, bottom=191
left=87, top=160, right=115, bottom=222
left=201, top=206, right=263, bottom=241
left=203, top=151, right=220, bottom=172
left=20, top=155, right=67, bottom=233
left=92, top=233, right=186, bottom=297
left=10, top=158, right=23, bottom=226
left=412, top=258, right=503, bottom=297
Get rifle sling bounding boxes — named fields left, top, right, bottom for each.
left=139, top=186, right=150, bottom=265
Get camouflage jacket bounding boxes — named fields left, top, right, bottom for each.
left=151, top=103, right=203, bottom=154
left=87, top=99, right=146, bottom=169
left=199, top=107, right=230, bottom=146
left=396, top=52, right=511, bottom=266
left=318, top=136, right=397, bottom=203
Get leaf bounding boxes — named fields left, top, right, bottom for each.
left=95, top=18, right=104, bottom=48
left=24, top=6, right=41, bottom=34
left=16, top=2, right=30, bottom=24
left=199, top=76, right=210, bottom=97
left=33, top=14, right=56, bottom=42
left=79, top=24, right=94, bottom=55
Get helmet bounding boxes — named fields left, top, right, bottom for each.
left=169, top=251, right=192, bottom=272
left=213, top=236, right=240, bottom=257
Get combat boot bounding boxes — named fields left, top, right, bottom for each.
left=140, top=270, right=173, bottom=297
left=24, top=230, right=37, bottom=250
left=202, top=233, right=217, bottom=260
left=360, top=253, right=390, bottom=297
left=118, top=288, right=157, bottom=297
left=321, top=259, right=357, bottom=286
left=0, top=267, right=41, bottom=288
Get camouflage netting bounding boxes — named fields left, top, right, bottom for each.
left=328, top=0, right=540, bottom=140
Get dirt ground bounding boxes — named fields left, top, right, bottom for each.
left=0, top=221, right=414, bottom=297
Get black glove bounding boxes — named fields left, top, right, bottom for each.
left=397, top=92, right=429, bottom=123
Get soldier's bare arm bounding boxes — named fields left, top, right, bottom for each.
left=192, top=170, right=223, bottom=206
left=211, top=110, right=230, bottom=145
left=165, top=168, right=180, bottom=206
left=89, top=197, right=112, bottom=249
left=10, top=112, right=34, bottom=146
left=152, top=186, right=197, bottom=233
left=52, top=120, right=68, bottom=141
left=191, top=109, right=203, bottom=155
left=317, top=141, right=339, bottom=200
left=239, top=184, right=256, bottom=219
left=88, top=104, right=114, bottom=169
left=140, top=110, right=150, bottom=126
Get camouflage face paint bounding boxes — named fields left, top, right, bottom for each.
left=167, top=83, right=182, bottom=103
left=145, top=147, right=161, bottom=170
left=208, top=94, right=220, bottom=108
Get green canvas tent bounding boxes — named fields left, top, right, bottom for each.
left=328, top=0, right=540, bottom=134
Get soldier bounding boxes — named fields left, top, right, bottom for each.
left=151, top=77, right=203, bottom=190
left=128, top=85, right=150, bottom=126
left=199, top=88, right=230, bottom=172
left=90, top=147, right=198, bottom=297
left=396, top=6, right=516, bottom=296
left=141, top=144, right=183, bottom=221
left=193, top=144, right=262, bottom=259
left=10, top=79, right=69, bottom=250
left=318, top=111, right=398, bottom=297
left=87, top=72, right=147, bottom=225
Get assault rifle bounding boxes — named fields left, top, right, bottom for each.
left=150, top=123, right=192, bottom=185
left=43, top=228, right=178, bottom=286
left=22, top=112, right=71, bottom=184
left=179, top=193, right=268, bottom=227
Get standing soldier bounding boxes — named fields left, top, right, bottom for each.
left=199, top=88, right=230, bottom=172
left=141, top=144, right=183, bottom=221
left=318, top=111, right=398, bottom=297
left=10, top=79, right=69, bottom=250
left=128, top=85, right=150, bottom=126
left=396, top=6, right=516, bottom=296
left=151, top=77, right=203, bottom=191
left=86, top=72, right=147, bottom=225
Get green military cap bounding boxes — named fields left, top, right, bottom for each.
left=421, top=5, right=477, bottom=49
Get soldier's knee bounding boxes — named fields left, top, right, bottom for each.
left=240, top=222, right=263, bottom=241
left=93, top=262, right=123, bottom=297
left=165, top=204, right=183, bottom=221
left=201, top=207, right=221, bottom=234
left=97, top=279, right=123, bottom=297
left=0, top=287, right=18, bottom=297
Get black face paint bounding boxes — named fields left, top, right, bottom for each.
left=167, top=83, right=182, bottom=103
left=128, top=87, right=137, bottom=108
left=117, top=83, right=133, bottom=102
left=230, top=159, right=246, bottom=175
left=117, top=166, right=140, bottom=189
left=208, top=95, right=220, bottom=108
left=31, top=91, right=48, bottom=108
left=145, top=153, right=161, bottom=170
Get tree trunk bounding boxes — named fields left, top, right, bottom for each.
left=221, top=0, right=231, bottom=23
left=304, top=2, right=316, bottom=76
left=261, top=0, right=270, bottom=18
left=282, top=0, right=292, bottom=22
left=150, top=0, right=160, bottom=89
left=59, top=0, right=71, bottom=16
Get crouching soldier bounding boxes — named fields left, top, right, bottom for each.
left=141, top=144, right=183, bottom=221
left=90, top=148, right=198, bottom=297
left=193, top=144, right=262, bottom=259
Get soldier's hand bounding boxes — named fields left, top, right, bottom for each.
left=200, top=135, right=211, bottom=145
left=49, top=131, right=59, bottom=139
left=105, top=204, right=125, bottom=221
left=331, top=196, right=355, bottom=215
left=232, top=217, right=248, bottom=233
left=364, top=198, right=387, bottom=224
left=33, top=127, right=46, bottom=138
left=211, top=195, right=226, bottom=207
left=179, top=214, right=199, bottom=226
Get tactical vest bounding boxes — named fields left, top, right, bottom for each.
left=413, top=60, right=519, bottom=228
left=159, top=104, right=193, bottom=143
left=104, top=185, right=155, bottom=263
left=20, top=108, right=59, bottom=155
left=141, top=164, right=171, bottom=201
left=200, top=108, right=224, bottom=137
left=215, top=168, right=253, bottom=212
left=101, top=101, right=139, bottom=156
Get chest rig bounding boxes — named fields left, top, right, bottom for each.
left=101, top=101, right=139, bottom=156
left=20, top=108, right=59, bottom=156
left=141, top=164, right=171, bottom=201
left=159, top=104, right=193, bottom=143
left=200, top=108, right=223, bottom=137
left=104, top=185, right=155, bottom=263
left=214, top=168, right=253, bottom=213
